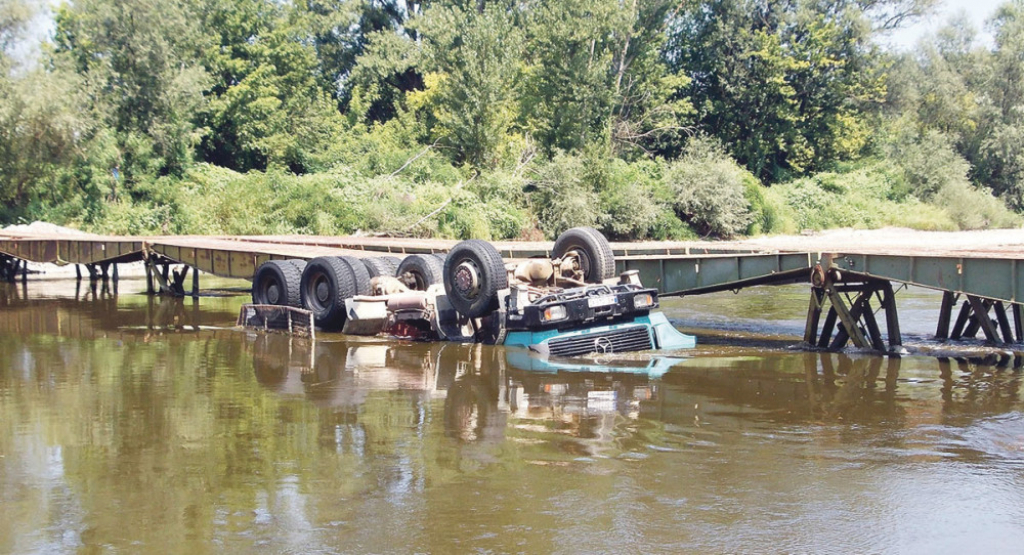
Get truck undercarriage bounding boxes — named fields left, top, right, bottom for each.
left=243, top=227, right=695, bottom=357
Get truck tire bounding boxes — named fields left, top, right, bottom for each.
left=361, top=256, right=400, bottom=279
left=552, top=227, right=616, bottom=283
left=397, top=254, right=445, bottom=291
left=252, top=260, right=303, bottom=307
left=300, top=256, right=370, bottom=330
left=443, top=239, right=508, bottom=318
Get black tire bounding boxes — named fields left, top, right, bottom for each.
left=286, top=259, right=307, bottom=274
left=443, top=239, right=508, bottom=318
left=361, top=256, right=401, bottom=279
left=252, top=260, right=303, bottom=307
left=432, top=252, right=448, bottom=264
left=397, top=254, right=445, bottom=291
left=300, top=256, right=371, bottom=330
left=552, top=227, right=616, bottom=283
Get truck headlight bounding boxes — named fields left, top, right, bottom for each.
left=543, top=306, right=567, bottom=321
left=633, top=294, right=654, bottom=309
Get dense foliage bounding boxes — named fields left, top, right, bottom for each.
left=1, top=0, right=1021, bottom=239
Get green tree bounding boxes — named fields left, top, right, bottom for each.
left=514, top=0, right=691, bottom=159
left=197, top=0, right=345, bottom=173
left=664, top=0, right=923, bottom=182
left=411, top=2, right=524, bottom=166
left=53, top=0, right=210, bottom=181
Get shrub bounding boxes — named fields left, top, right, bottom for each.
left=529, top=153, right=603, bottom=237
left=662, top=138, right=754, bottom=238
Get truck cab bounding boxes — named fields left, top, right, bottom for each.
left=247, top=227, right=695, bottom=357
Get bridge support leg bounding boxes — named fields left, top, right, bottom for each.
left=146, top=257, right=183, bottom=297
left=945, top=295, right=1016, bottom=344
left=805, top=275, right=901, bottom=353
left=817, top=306, right=838, bottom=348
left=804, top=289, right=825, bottom=345
left=826, top=289, right=871, bottom=350
left=0, top=255, right=17, bottom=283
left=191, top=267, right=199, bottom=298
left=145, top=260, right=154, bottom=294
left=994, top=302, right=1015, bottom=344
left=950, top=300, right=972, bottom=340
left=75, top=264, right=82, bottom=281
left=170, top=266, right=189, bottom=296
left=1014, top=304, right=1024, bottom=342
left=936, top=292, right=957, bottom=339
left=882, top=282, right=902, bottom=348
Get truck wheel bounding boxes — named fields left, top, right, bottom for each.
left=552, top=227, right=615, bottom=283
left=300, top=256, right=370, bottom=330
left=397, top=254, right=445, bottom=291
left=361, top=256, right=400, bottom=279
left=252, top=260, right=303, bottom=307
left=443, top=239, right=508, bottom=318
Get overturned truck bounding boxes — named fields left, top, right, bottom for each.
left=247, top=227, right=695, bottom=357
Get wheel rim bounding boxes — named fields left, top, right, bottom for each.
left=316, top=279, right=330, bottom=303
left=266, top=283, right=281, bottom=304
left=453, top=260, right=481, bottom=300
left=569, top=248, right=592, bottom=279
left=306, top=272, right=331, bottom=311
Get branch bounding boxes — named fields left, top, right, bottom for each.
left=388, top=137, right=443, bottom=179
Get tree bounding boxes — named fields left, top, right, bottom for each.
left=196, top=0, right=345, bottom=173
left=664, top=0, right=921, bottom=182
left=411, top=2, right=524, bottom=166
left=52, top=0, right=210, bottom=181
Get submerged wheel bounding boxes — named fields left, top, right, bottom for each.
left=361, top=256, right=401, bottom=279
left=552, top=226, right=616, bottom=283
left=300, top=256, right=371, bottom=330
left=443, top=239, right=508, bottom=319
left=397, top=254, right=445, bottom=291
left=252, top=260, right=303, bottom=307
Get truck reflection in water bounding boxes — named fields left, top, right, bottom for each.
left=248, top=332, right=1024, bottom=462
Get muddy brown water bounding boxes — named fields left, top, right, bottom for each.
left=1, top=279, right=1023, bottom=554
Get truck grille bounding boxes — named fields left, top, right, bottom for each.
left=546, top=326, right=653, bottom=357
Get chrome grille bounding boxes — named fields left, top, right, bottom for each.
left=546, top=326, right=653, bottom=357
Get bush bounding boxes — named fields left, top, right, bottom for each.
left=529, top=152, right=604, bottom=237
left=881, top=127, right=1020, bottom=229
left=743, top=174, right=796, bottom=235
left=662, top=138, right=754, bottom=238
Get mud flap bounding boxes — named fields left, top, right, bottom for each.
left=434, top=293, right=477, bottom=341
left=648, top=312, right=696, bottom=350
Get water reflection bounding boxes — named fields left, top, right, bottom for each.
left=247, top=336, right=1024, bottom=444
left=3, top=294, right=1024, bottom=552
left=0, top=287, right=239, bottom=339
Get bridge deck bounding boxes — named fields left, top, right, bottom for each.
left=2, top=228, right=1023, bottom=302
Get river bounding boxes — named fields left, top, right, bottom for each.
left=1, top=278, right=1022, bottom=553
